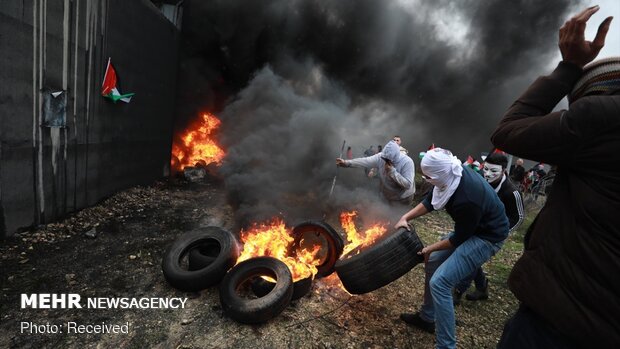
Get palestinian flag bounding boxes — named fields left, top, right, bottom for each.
left=464, top=155, right=474, bottom=165
left=101, top=58, right=134, bottom=103
left=428, top=143, right=435, bottom=150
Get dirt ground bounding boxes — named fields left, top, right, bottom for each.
left=0, top=178, right=532, bottom=349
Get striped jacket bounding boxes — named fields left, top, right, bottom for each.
left=493, top=175, right=524, bottom=233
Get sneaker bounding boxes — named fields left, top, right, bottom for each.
left=465, top=279, right=489, bottom=301
left=400, top=312, right=435, bottom=333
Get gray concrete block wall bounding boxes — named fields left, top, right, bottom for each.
left=0, top=0, right=179, bottom=237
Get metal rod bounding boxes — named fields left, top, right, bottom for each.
left=328, top=140, right=346, bottom=198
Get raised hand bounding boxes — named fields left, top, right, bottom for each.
left=559, top=5, right=613, bottom=68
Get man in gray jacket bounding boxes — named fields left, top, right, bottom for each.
left=337, top=140, right=415, bottom=205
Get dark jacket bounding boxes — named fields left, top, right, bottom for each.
left=491, top=61, right=620, bottom=347
left=494, top=177, right=524, bottom=233
left=422, top=166, right=509, bottom=247
left=509, top=164, right=525, bottom=183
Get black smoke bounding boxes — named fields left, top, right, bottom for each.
left=176, top=0, right=582, bottom=226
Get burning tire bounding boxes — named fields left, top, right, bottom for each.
left=220, top=257, right=293, bottom=324
left=162, top=227, right=239, bottom=292
left=291, top=221, right=344, bottom=278
left=251, top=275, right=313, bottom=301
left=335, top=226, right=424, bottom=295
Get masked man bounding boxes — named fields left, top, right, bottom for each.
left=337, top=140, right=415, bottom=205
left=454, top=152, right=524, bottom=304
left=395, top=148, right=509, bottom=349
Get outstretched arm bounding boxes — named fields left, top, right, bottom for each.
left=336, top=153, right=381, bottom=169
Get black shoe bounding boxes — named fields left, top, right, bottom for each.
left=400, top=312, right=435, bottom=333
left=453, top=289, right=463, bottom=306
left=465, top=279, right=489, bottom=301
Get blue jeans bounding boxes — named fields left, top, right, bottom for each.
left=419, top=234, right=503, bottom=349
left=455, top=266, right=486, bottom=294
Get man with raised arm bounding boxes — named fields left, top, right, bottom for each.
left=492, top=6, right=620, bottom=348
left=337, top=140, right=415, bottom=205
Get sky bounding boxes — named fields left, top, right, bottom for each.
left=573, top=0, right=620, bottom=58
left=393, top=0, right=620, bottom=71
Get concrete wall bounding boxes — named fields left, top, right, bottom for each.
left=0, top=0, right=179, bottom=237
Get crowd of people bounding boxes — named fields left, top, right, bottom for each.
left=334, top=6, right=619, bottom=348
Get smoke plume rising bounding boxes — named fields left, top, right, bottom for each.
left=177, top=0, right=582, bottom=225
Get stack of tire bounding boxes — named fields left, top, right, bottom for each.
left=161, top=221, right=344, bottom=324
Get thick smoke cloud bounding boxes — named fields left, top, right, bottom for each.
left=217, top=63, right=406, bottom=227
left=178, top=0, right=582, bottom=225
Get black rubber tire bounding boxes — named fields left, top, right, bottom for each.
left=162, top=227, right=239, bottom=291
left=219, top=257, right=293, bottom=324
left=335, top=226, right=424, bottom=295
left=290, top=221, right=344, bottom=278
left=251, top=275, right=313, bottom=301
left=188, top=241, right=220, bottom=271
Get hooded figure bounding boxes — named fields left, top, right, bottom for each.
left=337, top=140, right=415, bottom=204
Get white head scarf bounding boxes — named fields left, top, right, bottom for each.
left=421, top=148, right=463, bottom=210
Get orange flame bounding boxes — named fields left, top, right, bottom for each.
left=171, top=112, right=225, bottom=171
left=237, top=218, right=320, bottom=281
left=340, top=211, right=388, bottom=256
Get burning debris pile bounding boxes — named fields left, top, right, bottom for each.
left=165, top=77, right=423, bottom=323
left=171, top=112, right=225, bottom=181
left=162, top=212, right=423, bottom=324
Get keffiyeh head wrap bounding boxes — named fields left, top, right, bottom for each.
left=569, top=57, right=620, bottom=103
left=421, top=148, right=463, bottom=210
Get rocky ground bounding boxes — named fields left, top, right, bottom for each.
left=0, top=178, right=536, bottom=349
